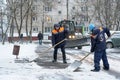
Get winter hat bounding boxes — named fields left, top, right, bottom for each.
left=54, top=24, right=60, bottom=28
left=89, top=24, right=95, bottom=31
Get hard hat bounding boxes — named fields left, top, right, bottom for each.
left=89, top=24, right=95, bottom=31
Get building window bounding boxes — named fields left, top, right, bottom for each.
left=58, top=11, right=61, bottom=14
left=33, top=27, right=38, bottom=32
left=34, top=0, right=37, bottom=2
left=32, top=6, right=37, bottom=11
left=24, top=0, right=28, bottom=2
left=45, top=6, right=52, bottom=12
left=82, top=16, right=88, bottom=21
left=45, top=27, right=52, bottom=33
left=32, top=6, right=35, bottom=10
left=81, top=6, right=88, bottom=12
left=72, top=17, right=75, bottom=20
left=112, top=0, right=116, bottom=2
left=47, top=16, right=52, bottom=22
left=81, top=0, right=88, bottom=2
left=72, top=6, right=75, bottom=10
left=32, top=17, right=37, bottom=21
left=58, top=0, right=61, bottom=3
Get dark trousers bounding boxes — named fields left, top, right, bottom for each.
left=39, top=39, right=42, bottom=45
left=53, top=46, right=66, bottom=61
left=94, top=50, right=109, bottom=70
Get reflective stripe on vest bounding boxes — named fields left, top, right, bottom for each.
left=52, top=27, right=64, bottom=34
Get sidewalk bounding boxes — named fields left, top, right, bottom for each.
left=35, top=45, right=70, bottom=69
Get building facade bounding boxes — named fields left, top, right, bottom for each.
left=28, top=0, right=95, bottom=33
left=7, top=0, right=100, bottom=34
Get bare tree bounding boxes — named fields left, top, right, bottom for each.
left=93, top=0, right=120, bottom=30
left=6, top=0, right=34, bottom=42
left=0, top=0, right=9, bottom=44
left=113, top=0, right=120, bottom=30
left=71, top=0, right=120, bottom=31
left=6, top=0, right=58, bottom=43
left=71, top=0, right=96, bottom=25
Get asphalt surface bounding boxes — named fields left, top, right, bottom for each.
left=35, top=45, right=70, bottom=69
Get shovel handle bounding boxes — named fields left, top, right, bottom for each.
left=43, top=38, right=66, bottom=53
left=80, top=53, right=91, bottom=61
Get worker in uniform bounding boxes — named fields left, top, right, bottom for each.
left=51, top=23, right=68, bottom=63
left=89, top=24, right=111, bottom=72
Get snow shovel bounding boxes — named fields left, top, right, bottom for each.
left=66, top=52, right=91, bottom=72
left=42, top=38, right=67, bottom=53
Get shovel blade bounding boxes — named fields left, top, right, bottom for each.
left=66, top=60, right=82, bottom=72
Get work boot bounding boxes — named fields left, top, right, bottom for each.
left=103, top=67, right=109, bottom=71
left=91, top=69, right=99, bottom=72
left=52, top=60, right=57, bottom=63
left=63, top=60, right=67, bottom=64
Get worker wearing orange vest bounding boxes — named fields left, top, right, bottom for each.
left=52, top=24, right=68, bottom=63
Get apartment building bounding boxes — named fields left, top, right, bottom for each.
left=7, top=0, right=96, bottom=34
left=7, top=0, right=120, bottom=35
left=32, top=0, right=68, bottom=33
left=31, top=0, right=96, bottom=33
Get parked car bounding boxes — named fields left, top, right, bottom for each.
left=106, top=31, right=120, bottom=48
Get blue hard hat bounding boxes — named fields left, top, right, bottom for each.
left=89, top=24, right=95, bottom=31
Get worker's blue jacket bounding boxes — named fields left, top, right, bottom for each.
left=52, top=26, right=68, bottom=48
left=91, top=27, right=111, bottom=52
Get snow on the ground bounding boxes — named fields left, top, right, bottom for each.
left=82, top=46, right=120, bottom=73
left=0, top=42, right=119, bottom=80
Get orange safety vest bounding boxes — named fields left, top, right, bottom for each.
left=52, top=27, right=64, bottom=34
